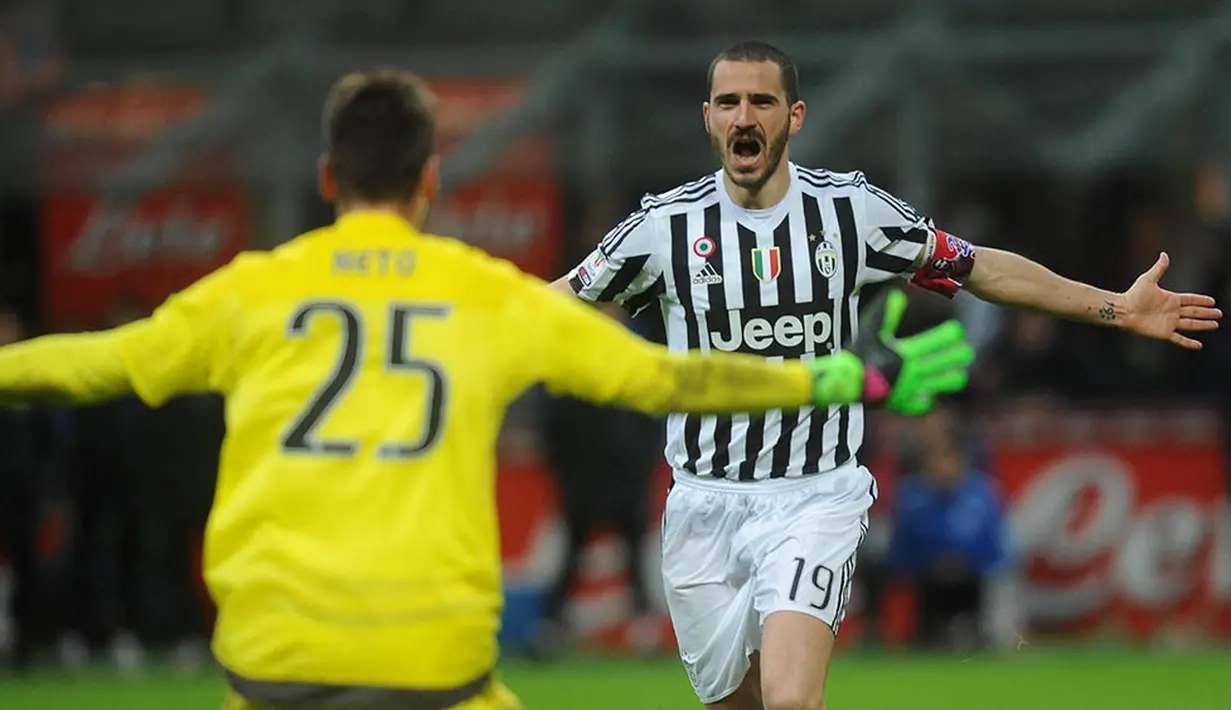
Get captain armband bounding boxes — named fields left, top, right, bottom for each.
left=909, top=229, right=975, bottom=299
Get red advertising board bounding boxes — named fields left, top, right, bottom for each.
left=40, top=85, right=247, bottom=329
left=496, top=407, right=1230, bottom=651
left=991, top=408, right=1231, bottom=641
left=40, top=190, right=248, bottom=329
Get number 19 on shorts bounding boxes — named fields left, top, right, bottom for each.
left=788, top=557, right=835, bottom=611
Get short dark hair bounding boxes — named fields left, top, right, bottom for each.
left=322, top=68, right=437, bottom=202
left=707, top=41, right=800, bottom=104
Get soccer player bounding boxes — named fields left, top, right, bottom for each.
left=0, top=69, right=974, bottom=710
left=551, top=41, right=1223, bottom=710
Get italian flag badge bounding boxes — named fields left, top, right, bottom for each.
left=751, top=246, right=782, bottom=283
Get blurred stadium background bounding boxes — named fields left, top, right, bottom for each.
left=1, top=0, right=1230, bottom=708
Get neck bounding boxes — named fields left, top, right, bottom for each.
left=335, top=197, right=427, bottom=229
left=724, top=159, right=792, bottom=210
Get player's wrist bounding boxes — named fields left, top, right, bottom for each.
left=1099, top=292, right=1131, bottom=330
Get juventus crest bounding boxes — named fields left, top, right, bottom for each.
left=814, top=239, right=838, bottom=279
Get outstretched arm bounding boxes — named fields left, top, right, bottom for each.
left=0, top=264, right=235, bottom=407
left=850, top=178, right=1222, bottom=350
left=0, top=331, right=141, bottom=405
left=965, top=248, right=1222, bottom=350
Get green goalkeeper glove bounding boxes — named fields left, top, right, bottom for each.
left=805, top=288, right=974, bottom=416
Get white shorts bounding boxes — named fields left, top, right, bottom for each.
left=660, top=464, right=876, bottom=704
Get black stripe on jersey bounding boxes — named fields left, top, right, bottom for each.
left=736, top=222, right=765, bottom=481
left=865, top=249, right=915, bottom=275
left=681, top=203, right=723, bottom=476
left=881, top=225, right=930, bottom=246
left=568, top=274, right=584, bottom=293
left=670, top=212, right=704, bottom=474
left=769, top=215, right=800, bottom=479
left=801, top=194, right=828, bottom=475
left=834, top=196, right=861, bottom=467
left=621, top=273, right=665, bottom=317
left=703, top=203, right=731, bottom=478
left=599, top=209, right=648, bottom=255
left=597, top=253, right=651, bottom=303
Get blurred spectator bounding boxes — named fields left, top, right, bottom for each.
left=57, top=300, right=151, bottom=674
left=886, top=406, right=1020, bottom=651
left=0, top=0, right=63, bottom=109
left=973, top=311, right=1071, bottom=407
left=531, top=363, right=664, bottom=658
left=0, top=304, right=39, bottom=671
left=118, top=393, right=221, bottom=672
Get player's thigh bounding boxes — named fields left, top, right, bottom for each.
left=660, top=484, right=753, bottom=705
left=752, top=509, right=869, bottom=710
left=704, top=651, right=763, bottom=710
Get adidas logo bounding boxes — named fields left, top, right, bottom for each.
left=692, top=261, right=723, bottom=286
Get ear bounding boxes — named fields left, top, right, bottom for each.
left=789, top=100, right=806, bottom=136
left=420, top=154, right=441, bottom=205
left=702, top=101, right=710, bottom=131
left=318, top=154, right=337, bottom=203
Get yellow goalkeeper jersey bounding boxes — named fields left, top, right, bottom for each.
left=0, top=210, right=817, bottom=701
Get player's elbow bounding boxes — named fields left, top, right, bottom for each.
left=602, top=356, right=681, bottom=417
left=548, top=276, right=578, bottom=298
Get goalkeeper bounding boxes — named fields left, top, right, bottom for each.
left=0, top=67, right=971, bottom=710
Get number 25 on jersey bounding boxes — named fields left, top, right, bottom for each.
left=281, top=301, right=450, bottom=460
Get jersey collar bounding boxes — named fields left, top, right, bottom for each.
left=335, top=210, right=420, bottom=237
left=716, top=162, right=801, bottom=223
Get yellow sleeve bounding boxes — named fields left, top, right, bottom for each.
left=0, top=262, right=237, bottom=407
left=512, top=272, right=815, bottom=415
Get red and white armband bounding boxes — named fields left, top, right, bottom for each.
left=909, top=228, right=975, bottom=298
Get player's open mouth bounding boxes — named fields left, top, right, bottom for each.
left=730, top=137, right=763, bottom=170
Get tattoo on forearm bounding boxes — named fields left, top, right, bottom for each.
left=1098, top=300, right=1117, bottom=322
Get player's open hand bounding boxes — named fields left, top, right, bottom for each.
left=1122, top=252, right=1222, bottom=350
left=850, top=288, right=975, bottom=416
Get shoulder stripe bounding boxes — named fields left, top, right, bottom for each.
left=797, top=166, right=867, bottom=187
left=865, top=183, right=921, bottom=223
left=602, top=178, right=717, bottom=255
left=598, top=209, right=649, bottom=255
left=641, top=175, right=718, bottom=210
left=797, top=171, right=865, bottom=193
left=645, top=174, right=715, bottom=204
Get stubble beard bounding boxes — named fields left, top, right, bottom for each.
left=709, top=121, right=790, bottom=193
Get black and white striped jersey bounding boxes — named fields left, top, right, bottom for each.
left=566, top=163, right=934, bottom=481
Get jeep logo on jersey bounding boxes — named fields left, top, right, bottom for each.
left=814, top=241, right=838, bottom=278
left=707, top=305, right=834, bottom=358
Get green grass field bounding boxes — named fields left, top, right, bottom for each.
left=3, top=650, right=1230, bottom=709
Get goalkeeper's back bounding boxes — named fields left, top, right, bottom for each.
left=159, top=212, right=702, bottom=693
